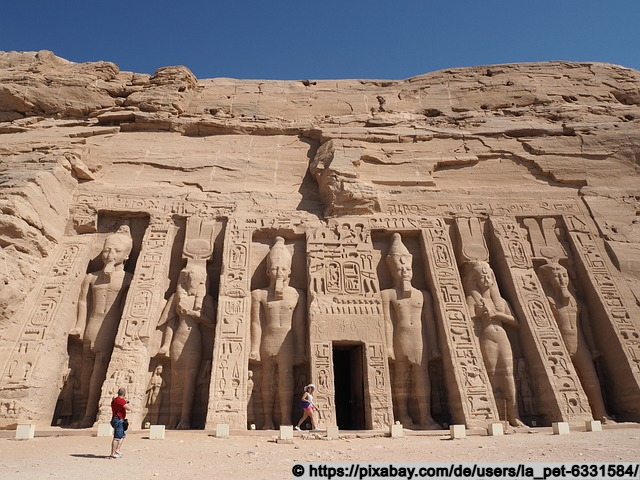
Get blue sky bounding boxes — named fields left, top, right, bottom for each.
left=2, top=1, right=638, bottom=80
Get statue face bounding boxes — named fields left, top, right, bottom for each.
left=475, top=265, right=493, bottom=288
left=550, top=267, right=569, bottom=289
left=268, top=257, right=290, bottom=282
left=102, top=237, right=130, bottom=266
left=391, top=255, right=413, bottom=283
left=185, top=268, right=206, bottom=291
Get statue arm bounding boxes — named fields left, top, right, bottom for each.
left=381, top=290, right=395, bottom=360
left=422, top=290, right=441, bottom=360
left=249, top=290, right=262, bottom=361
left=294, top=289, right=306, bottom=363
left=198, top=294, right=216, bottom=326
left=70, top=274, right=93, bottom=341
left=158, top=294, right=177, bottom=356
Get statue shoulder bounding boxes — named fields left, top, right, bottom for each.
left=251, top=288, right=267, bottom=301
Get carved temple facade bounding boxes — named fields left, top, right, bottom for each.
left=0, top=55, right=639, bottom=431
left=1, top=192, right=639, bottom=431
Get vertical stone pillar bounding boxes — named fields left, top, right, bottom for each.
left=419, top=218, right=499, bottom=427
left=564, top=215, right=640, bottom=420
left=0, top=236, right=94, bottom=427
left=97, top=217, right=178, bottom=427
left=206, top=219, right=252, bottom=429
left=489, top=216, right=591, bottom=422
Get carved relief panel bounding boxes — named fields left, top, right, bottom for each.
left=489, top=216, right=591, bottom=423
left=206, top=219, right=252, bottom=429
left=308, top=219, right=393, bottom=429
left=0, top=236, right=94, bottom=427
left=563, top=215, right=640, bottom=420
left=420, top=218, right=499, bottom=427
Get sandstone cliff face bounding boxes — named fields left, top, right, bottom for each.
left=0, top=51, right=639, bottom=429
left=1, top=51, right=638, bottom=315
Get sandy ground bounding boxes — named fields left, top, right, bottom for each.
left=1, top=424, right=639, bottom=480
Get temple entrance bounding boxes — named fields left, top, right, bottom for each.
left=332, top=343, right=365, bottom=430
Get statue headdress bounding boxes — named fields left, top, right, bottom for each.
left=267, top=236, right=292, bottom=268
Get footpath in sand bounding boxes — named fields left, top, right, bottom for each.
left=1, top=424, right=639, bottom=480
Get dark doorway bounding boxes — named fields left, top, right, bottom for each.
left=332, top=343, right=365, bottom=430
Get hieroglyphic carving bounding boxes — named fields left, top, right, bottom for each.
left=308, top=220, right=393, bottom=428
left=119, top=220, right=178, bottom=345
left=97, top=217, right=178, bottom=426
left=385, top=199, right=582, bottom=218
left=419, top=218, right=499, bottom=427
left=0, top=236, right=93, bottom=426
left=206, top=219, right=252, bottom=429
left=367, top=342, right=391, bottom=429
left=489, top=216, right=591, bottom=422
left=310, top=341, right=335, bottom=427
left=72, top=193, right=234, bottom=232
left=563, top=215, right=640, bottom=417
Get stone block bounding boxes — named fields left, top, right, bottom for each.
left=390, top=424, right=403, bottom=438
left=552, top=422, right=570, bottom=435
left=149, top=425, right=165, bottom=439
left=215, top=423, right=230, bottom=438
left=487, top=423, right=504, bottom=436
left=279, top=425, right=294, bottom=440
left=326, top=426, right=339, bottom=439
left=15, top=424, right=35, bottom=439
left=585, top=420, right=602, bottom=432
left=96, top=423, right=113, bottom=437
left=450, top=424, right=466, bottom=439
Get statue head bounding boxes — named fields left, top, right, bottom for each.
left=538, top=261, right=571, bottom=298
left=102, top=225, right=133, bottom=274
left=468, top=260, right=494, bottom=290
left=267, top=236, right=292, bottom=297
left=178, top=264, right=207, bottom=293
left=386, top=233, right=413, bottom=295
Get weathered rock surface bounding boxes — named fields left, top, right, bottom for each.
left=0, top=50, right=639, bottom=431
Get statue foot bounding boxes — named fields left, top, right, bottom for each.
left=509, top=417, right=529, bottom=428
left=176, top=420, right=191, bottom=430
left=398, top=416, right=414, bottom=428
left=599, top=415, right=615, bottom=424
left=419, top=419, right=441, bottom=430
left=262, top=421, right=276, bottom=430
left=73, top=417, right=95, bottom=429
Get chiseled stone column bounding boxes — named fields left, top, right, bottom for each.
left=0, top=236, right=94, bottom=427
left=420, top=218, right=499, bottom=427
left=488, top=216, right=592, bottom=423
left=206, top=219, right=253, bottom=429
left=564, top=215, right=640, bottom=421
left=97, top=217, right=177, bottom=428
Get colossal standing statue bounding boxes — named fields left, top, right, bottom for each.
left=381, top=233, right=440, bottom=428
left=463, top=260, right=526, bottom=427
left=158, top=264, right=215, bottom=429
left=249, top=237, right=306, bottom=429
left=537, top=261, right=612, bottom=422
left=70, top=226, right=133, bottom=427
